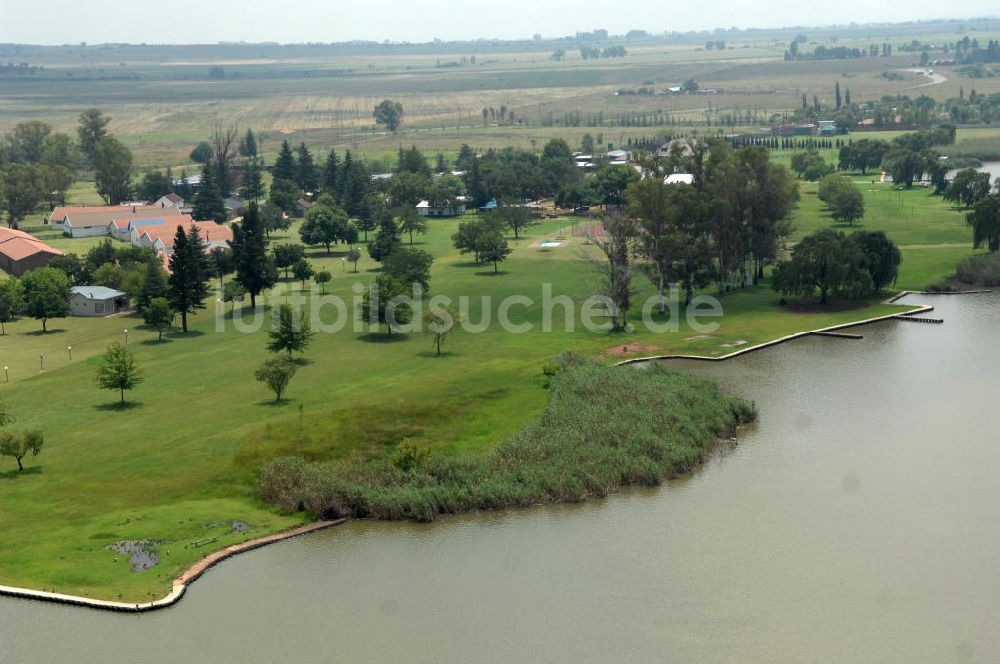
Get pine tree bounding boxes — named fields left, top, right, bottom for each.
left=232, top=201, right=277, bottom=309
left=240, top=156, right=264, bottom=201
left=295, top=143, right=319, bottom=192
left=167, top=226, right=210, bottom=332
left=193, top=162, right=227, bottom=223
left=273, top=141, right=296, bottom=182
left=835, top=81, right=842, bottom=110
left=845, top=88, right=852, bottom=106
left=322, top=148, right=340, bottom=195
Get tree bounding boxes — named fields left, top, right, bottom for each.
left=255, top=357, right=298, bottom=402
left=268, top=177, right=300, bottom=215
left=0, top=430, right=43, bottom=472
left=20, top=267, right=70, bottom=333
left=944, top=169, right=992, bottom=209
left=273, top=243, right=305, bottom=280
left=295, top=143, right=319, bottom=192
left=231, top=201, right=278, bottom=308
left=167, top=226, right=210, bottom=332
left=0, top=277, right=25, bottom=335
left=359, top=274, right=412, bottom=336
left=397, top=207, right=428, bottom=245
left=772, top=229, right=873, bottom=304
left=77, top=108, right=111, bottom=165
left=96, top=341, right=144, bottom=405
left=852, top=231, right=901, bottom=292
left=192, top=161, right=227, bottom=224
left=267, top=303, right=314, bottom=357
left=10, top=120, right=52, bottom=163
left=93, top=136, right=133, bottom=204
left=495, top=200, right=535, bottom=238
left=583, top=213, right=638, bottom=330
left=239, top=128, right=258, bottom=158
left=315, top=270, right=332, bottom=294
left=134, top=260, right=168, bottom=314
left=300, top=204, right=351, bottom=253
left=272, top=141, right=297, bottom=183
left=423, top=305, right=460, bottom=356
left=346, top=247, right=361, bottom=272
left=241, top=156, right=265, bottom=202
left=0, top=163, right=46, bottom=228
left=137, top=170, right=174, bottom=202
left=881, top=147, right=924, bottom=188
left=189, top=141, right=213, bottom=164
left=211, top=122, right=239, bottom=196
left=967, top=192, right=1000, bottom=252
left=478, top=232, right=511, bottom=273
left=374, top=100, right=404, bottom=133
left=818, top=174, right=865, bottom=225
left=367, top=210, right=401, bottom=262
left=384, top=247, right=433, bottom=291
left=292, top=258, right=314, bottom=290
left=222, top=280, right=246, bottom=313
left=144, top=297, right=174, bottom=341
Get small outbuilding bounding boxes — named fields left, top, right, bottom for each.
left=70, top=286, right=129, bottom=317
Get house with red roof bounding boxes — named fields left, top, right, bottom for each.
left=0, top=227, right=65, bottom=276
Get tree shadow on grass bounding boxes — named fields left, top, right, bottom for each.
left=165, top=329, right=206, bottom=339
left=0, top=466, right=42, bottom=481
left=24, top=328, right=67, bottom=336
left=255, top=398, right=296, bottom=408
left=140, top=338, right=173, bottom=346
left=474, top=270, right=509, bottom=277
left=94, top=401, right=144, bottom=412
left=358, top=332, right=410, bottom=344
left=290, top=357, right=314, bottom=366
left=225, top=304, right=274, bottom=321
left=454, top=261, right=482, bottom=269
left=416, top=350, right=458, bottom=359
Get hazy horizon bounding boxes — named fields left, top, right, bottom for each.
left=1, top=0, right=999, bottom=46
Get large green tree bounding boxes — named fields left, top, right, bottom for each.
left=359, top=274, right=412, bottom=336
left=167, top=226, right=210, bottom=332
left=267, top=303, right=314, bottom=357
left=93, top=136, right=133, bottom=204
left=374, top=100, right=404, bottom=133
left=76, top=108, right=111, bottom=165
left=944, top=169, right=993, bottom=209
left=0, top=163, right=47, bottom=228
left=0, top=278, right=25, bottom=335
left=96, top=341, right=144, bottom=405
left=772, top=229, right=873, bottom=304
left=818, top=174, right=865, bottom=225
left=232, top=201, right=278, bottom=308
left=967, top=192, right=1000, bottom=252
left=20, top=267, right=70, bottom=333
left=300, top=204, right=352, bottom=253
left=192, top=161, right=228, bottom=224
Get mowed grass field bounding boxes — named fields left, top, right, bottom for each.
left=2, top=171, right=974, bottom=600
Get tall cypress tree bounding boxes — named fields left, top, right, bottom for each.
left=168, top=226, right=210, bottom=332
left=295, top=143, right=319, bottom=193
left=193, top=161, right=227, bottom=223
left=322, top=148, right=339, bottom=196
left=273, top=141, right=296, bottom=182
left=835, top=81, right=842, bottom=110
left=232, top=201, right=277, bottom=309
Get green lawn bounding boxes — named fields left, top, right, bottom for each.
left=0, top=167, right=978, bottom=602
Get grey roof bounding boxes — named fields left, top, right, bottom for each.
left=71, top=286, right=126, bottom=300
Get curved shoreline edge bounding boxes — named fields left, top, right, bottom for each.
left=1, top=290, right=990, bottom=612
left=0, top=519, right=349, bottom=613
left=612, top=290, right=976, bottom=367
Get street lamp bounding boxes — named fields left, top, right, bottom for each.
left=3, top=367, right=8, bottom=383
left=342, top=257, right=347, bottom=272
left=67, top=346, right=73, bottom=362
left=39, top=354, right=44, bottom=372
left=124, top=329, right=129, bottom=345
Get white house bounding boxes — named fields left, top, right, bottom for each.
left=70, top=286, right=129, bottom=317
left=416, top=200, right=466, bottom=217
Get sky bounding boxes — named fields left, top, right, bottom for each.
left=1, top=0, right=998, bottom=45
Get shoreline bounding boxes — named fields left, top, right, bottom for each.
left=2, top=291, right=987, bottom=612
left=614, top=291, right=960, bottom=367
left=0, top=519, right=348, bottom=613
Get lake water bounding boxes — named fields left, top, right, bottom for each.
left=1, top=293, right=998, bottom=663
left=947, top=160, right=1000, bottom=183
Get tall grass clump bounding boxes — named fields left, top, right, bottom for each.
left=259, top=353, right=756, bottom=523
left=955, top=253, right=1000, bottom=286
